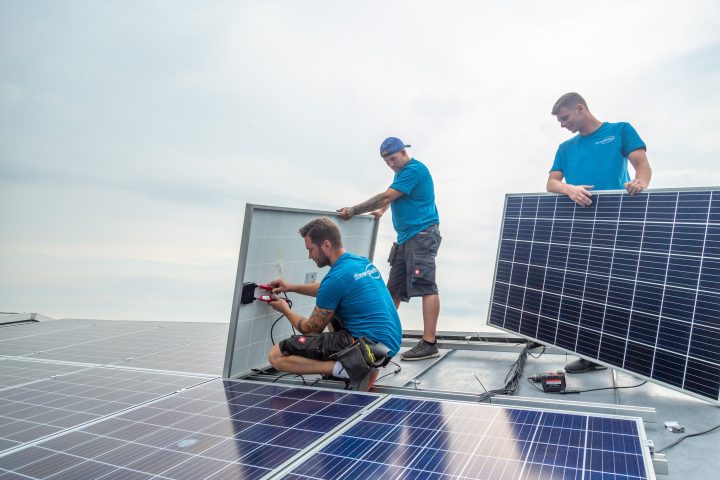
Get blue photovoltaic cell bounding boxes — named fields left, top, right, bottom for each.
left=488, top=189, right=720, bottom=403
left=285, top=397, right=650, bottom=480
left=0, top=368, right=209, bottom=454
left=0, top=379, right=377, bottom=479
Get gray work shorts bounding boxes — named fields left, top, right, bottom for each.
left=387, top=225, right=442, bottom=302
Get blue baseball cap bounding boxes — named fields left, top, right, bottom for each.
left=380, top=137, right=411, bottom=157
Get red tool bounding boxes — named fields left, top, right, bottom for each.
left=255, top=284, right=278, bottom=302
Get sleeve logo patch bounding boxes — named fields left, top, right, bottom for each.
left=298, top=336, right=307, bottom=344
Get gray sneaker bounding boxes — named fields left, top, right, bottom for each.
left=401, top=339, right=439, bottom=361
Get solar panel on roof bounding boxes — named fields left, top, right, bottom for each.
left=284, top=396, right=653, bottom=480
left=487, top=188, right=720, bottom=404
left=0, top=379, right=379, bottom=479
left=0, top=319, right=228, bottom=365
left=0, top=368, right=210, bottom=454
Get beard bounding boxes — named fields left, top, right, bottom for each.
left=314, top=252, right=329, bottom=268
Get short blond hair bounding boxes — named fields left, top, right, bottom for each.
left=551, top=92, right=588, bottom=115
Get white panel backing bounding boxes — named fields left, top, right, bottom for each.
left=224, top=205, right=379, bottom=378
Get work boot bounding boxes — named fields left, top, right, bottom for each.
left=401, top=339, right=439, bottom=361
left=565, top=358, right=607, bottom=373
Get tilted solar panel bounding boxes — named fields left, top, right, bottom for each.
left=487, top=188, right=720, bottom=404
left=225, top=204, right=378, bottom=379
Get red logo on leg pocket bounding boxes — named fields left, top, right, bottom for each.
left=298, top=336, right=307, bottom=344
left=414, top=268, right=421, bottom=276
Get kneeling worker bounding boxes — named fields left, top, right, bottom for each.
left=266, top=217, right=402, bottom=391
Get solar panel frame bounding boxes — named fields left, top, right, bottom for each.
left=224, top=204, right=380, bottom=379
left=0, top=379, right=382, bottom=480
left=281, top=395, right=656, bottom=480
left=0, top=367, right=211, bottom=454
left=486, top=187, right=720, bottom=405
left=0, top=320, right=228, bottom=364
left=0, top=358, right=88, bottom=390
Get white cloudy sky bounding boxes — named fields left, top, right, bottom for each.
left=1, top=1, right=719, bottom=330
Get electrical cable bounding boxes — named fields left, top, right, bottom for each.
left=528, top=345, right=546, bottom=359
left=477, top=342, right=543, bottom=402
left=269, top=292, right=293, bottom=345
left=271, top=373, right=307, bottom=385
left=568, top=380, right=647, bottom=394
left=520, top=371, right=647, bottom=395
left=477, top=343, right=647, bottom=402
left=656, top=423, right=720, bottom=453
left=376, top=360, right=402, bottom=382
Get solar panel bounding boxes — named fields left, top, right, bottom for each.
left=0, top=359, right=86, bottom=390
left=0, top=379, right=379, bottom=479
left=284, top=396, right=653, bottom=479
left=0, top=319, right=227, bottom=364
left=115, top=334, right=228, bottom=375
left=487, top=188, right=720, bottom=404
left=225, top=204, right=379, bottom=378
left=0, top=368, right=209, bottom=453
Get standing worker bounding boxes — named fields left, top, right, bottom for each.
left=338, top=137, right=442, bottom=361
left=547, top=92, right=652, bottom=373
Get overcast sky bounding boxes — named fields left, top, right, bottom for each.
left=1, top=1, right=719, bottom=330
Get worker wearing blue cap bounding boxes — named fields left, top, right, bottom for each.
left=338, top=137, right=442, bottom=361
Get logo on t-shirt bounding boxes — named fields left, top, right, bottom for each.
left=353, top=263, right=381, bottom=281
left=595, top=136, right=615, bottom=145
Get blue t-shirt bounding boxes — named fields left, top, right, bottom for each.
left=389, top=158, right=440, bottom=244
left=316, top=253, right=402, bottom=356
left=550, top=122, right=646, bottom=190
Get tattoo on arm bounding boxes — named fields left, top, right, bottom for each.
left=352, top=193, right=387, bottom=215
left=298, top=307, right=335, bottom=334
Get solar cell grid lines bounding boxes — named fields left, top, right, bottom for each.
left=0, top=379, right=378, bottom=480
left=285, top=396, right=652, bottom=480
left=116, top=334, right=228, bottom=375
left=488, top=188, right=720, bottom=403
left=0, top=319, right=228, bottom=364
left=0, top=368, right=209, bottom=454
left=0, top=359, right=86, bottom=390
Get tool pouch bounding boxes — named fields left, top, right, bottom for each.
left=330, top=337, right=391, bottom=380
left=388, top=243, right=399, bottom=264
left=330, top=339, right=372, bottom=381
left=330, top=337, right=390, bottom=379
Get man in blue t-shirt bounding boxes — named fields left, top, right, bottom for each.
left=548, top=92, right=652, bottom=206
left=547, top=92, right=653, bottom=373
left=266, top=217, right=402, bottom=391
left=338, top=137, right=442, bottom=362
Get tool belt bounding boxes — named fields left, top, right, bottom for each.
left=330, top=337, right=391, bottom=382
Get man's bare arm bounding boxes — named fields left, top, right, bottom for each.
left=287, top=306, right=335, bottom=334
left=625, top=149, right=652, bottom=195
left=270, top=279, right=320, bottom=297
left=546, top=170, right=594, bottom=206
left=338, top=188, right=404, bottom=219
left=370, top=203, right=390, bottom=218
